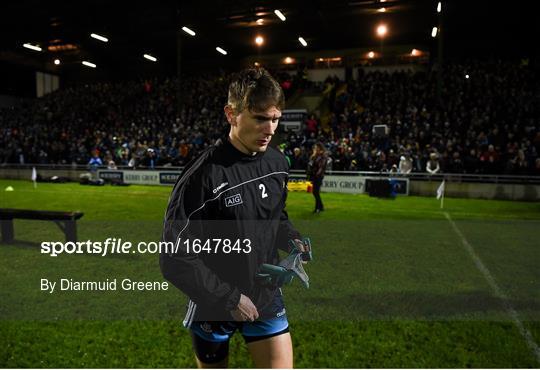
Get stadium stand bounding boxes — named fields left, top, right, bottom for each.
left=1, top=61, right=538, bottom=176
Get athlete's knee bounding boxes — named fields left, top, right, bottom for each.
left=194, top=355, right=228, bottom=369
left=191, top=331, right=230, bottom=367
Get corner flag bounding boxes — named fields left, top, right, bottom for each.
left=436, top=179, right=445, bottom=208
left=31, top=167, right=37, bottom=188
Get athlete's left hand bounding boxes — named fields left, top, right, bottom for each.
left=293, top=239, right=311, bottom=264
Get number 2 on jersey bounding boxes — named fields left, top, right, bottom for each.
left=259, top=184, right=268, bottom=198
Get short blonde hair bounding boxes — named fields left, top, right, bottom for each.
left=228, top=68, right=285, bottom=114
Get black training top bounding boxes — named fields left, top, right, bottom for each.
left=160, top=137, right=301, bottom=326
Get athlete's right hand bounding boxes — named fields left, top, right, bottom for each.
left=230, top=294, right=259, bottom=322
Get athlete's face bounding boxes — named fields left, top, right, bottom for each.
left=225, top=105, right=281, bottom=155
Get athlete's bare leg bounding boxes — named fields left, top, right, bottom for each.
left=247, top=332, right=293, bottom=368
left=194, top=356, right=228, bottom=369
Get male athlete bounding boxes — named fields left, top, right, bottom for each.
left=160, top=68, right=309, bottom=368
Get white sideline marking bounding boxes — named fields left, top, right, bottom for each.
left=444, top=212, right=540, bottom=364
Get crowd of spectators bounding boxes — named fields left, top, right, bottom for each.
left=1, top=75, right=229, bottom=168
left=287, top=60, right=540, bottom=176
left=1, top=60, right=539, bottom=176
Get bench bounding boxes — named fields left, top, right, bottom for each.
left=0, top=208, right=84, bottom=243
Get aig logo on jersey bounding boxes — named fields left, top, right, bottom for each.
left=225, top=193, right=243, bottom=207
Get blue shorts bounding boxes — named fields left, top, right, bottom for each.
left=190, top=293, right=289, bottom=343
left=189, top=293, right=289, bottom=363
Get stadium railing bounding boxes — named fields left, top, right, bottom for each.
left=1, top=163, right=539, bottom=185
left=290, top=170, right=540, bottom=185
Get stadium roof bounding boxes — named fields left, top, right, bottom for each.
left=0, top=0, right=536, bottom=78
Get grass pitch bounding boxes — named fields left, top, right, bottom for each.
left=0, top=179, right=539, bottom=367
